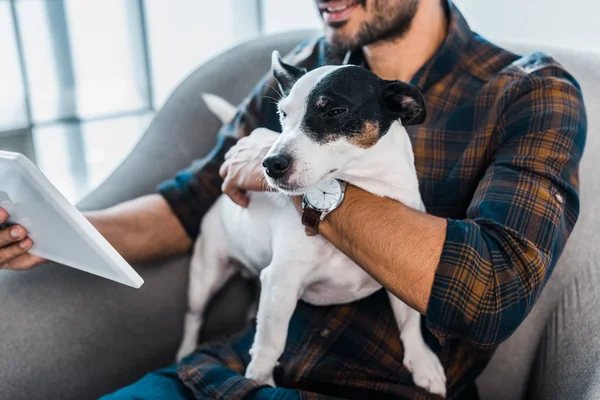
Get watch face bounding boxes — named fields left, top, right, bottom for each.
left=304, top=179, right=344, bottom=211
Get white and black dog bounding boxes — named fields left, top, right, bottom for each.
left=177, top=51, right=446, bottom=396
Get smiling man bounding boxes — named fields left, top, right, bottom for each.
left=3, top=0, right=585, bottom=399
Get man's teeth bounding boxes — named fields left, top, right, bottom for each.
left=327, top=5, right=349, bottom=12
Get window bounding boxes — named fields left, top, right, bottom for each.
left=0, top=0, right=320, bottom=203
left=0, top=2, right=28, bottom=132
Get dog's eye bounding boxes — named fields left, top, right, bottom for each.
left=325, top=108, right=347, bottom=117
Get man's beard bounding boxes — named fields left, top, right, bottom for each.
left=327, top=0, right=420, bottom=51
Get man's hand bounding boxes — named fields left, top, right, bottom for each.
left=291, top=195, right=303, bottom=214
left=0, top=207, right=46, bottom=270
left=219, top=128, right=280, bottom=207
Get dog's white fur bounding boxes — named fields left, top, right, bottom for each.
left=177, top=61, right=446, bottom=396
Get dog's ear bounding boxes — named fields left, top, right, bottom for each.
left=380, top=80, right=426, bottom=126
left=271, top=51, right=307, bottom=96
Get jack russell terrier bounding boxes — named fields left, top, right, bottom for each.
left=176, top=51, right=446, bottom=396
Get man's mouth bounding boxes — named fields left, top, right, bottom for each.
left=318, top=0, right=360, bottom=25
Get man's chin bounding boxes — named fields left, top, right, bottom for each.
left=325, top=29, right=359, bottom=52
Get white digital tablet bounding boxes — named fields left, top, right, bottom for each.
left=0, top=151, right=143, bottom=288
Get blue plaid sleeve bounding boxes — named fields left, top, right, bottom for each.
left=157, top=37, right=326, bottom=240
left=426, top=68, right=587, bottom=348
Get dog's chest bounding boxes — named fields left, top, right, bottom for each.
left=217, top=193, right=282, bottom=275
left=218, top=192, right=382, bottom=305
left=300, top=254, right=382, bottom=306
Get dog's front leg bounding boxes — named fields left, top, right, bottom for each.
left=387, top=292, right=447, bottom=397
left=245, top=264, right=307, bottom=386
left=177, top=207, right=236, bottom=362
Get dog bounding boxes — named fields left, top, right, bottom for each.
left=176, top=51, right=446, bottom=396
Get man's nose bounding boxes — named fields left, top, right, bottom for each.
left=262, top=154, right=290, bottom=179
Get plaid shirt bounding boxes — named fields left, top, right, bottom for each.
left=158, top=2, right=587, bottom=399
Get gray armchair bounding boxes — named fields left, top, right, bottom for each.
left=0, top=31, right=598, bottom=400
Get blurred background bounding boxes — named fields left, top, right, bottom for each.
left=0, top=0, right=596, bottom=203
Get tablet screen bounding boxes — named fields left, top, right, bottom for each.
left=0, top=151, right=143, bottom=288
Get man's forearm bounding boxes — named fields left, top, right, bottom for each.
left=317, top=185, right=447, bottom=314
left=85, top=194, right=192, bottom=264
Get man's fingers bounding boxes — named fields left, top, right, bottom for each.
left=4, top=252, right=45, bottom=271
left=224, top=140, right=251, bottom=160
left=230, top=190, right=249, bottom=208
left=219, top=162, right=229, bottom=179
left=248, top=171, right=275, bottom=193
left=0, top=238, right=33, bottom=267
left=0, top=211, right=40, bottom=271
left=0, top=208, right=8, bottom=223
left=0, top=225, right=27, bottom=248
left=221, top=179, right=249, bottom=208
left=258, top=178, right=276, bottom=192
left=251, top=179, right=274, bottom=193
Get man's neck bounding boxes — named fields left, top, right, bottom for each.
left=363, top=0, right=448, bottom=82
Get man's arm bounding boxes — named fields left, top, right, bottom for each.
left=85, top=194, right=192, bottom=264
left=317, top=186, right=446, bottom=314
left=313, top=72, right=587, bottom=348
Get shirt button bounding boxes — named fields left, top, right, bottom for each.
left=555, top=193, right=564, bottom=204
left=320, top=328, right=331, bottom=338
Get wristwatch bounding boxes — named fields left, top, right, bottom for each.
left=301, top=179, right=347, bottom=236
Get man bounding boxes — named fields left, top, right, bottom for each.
left=0, top=0, right=586, bottom=398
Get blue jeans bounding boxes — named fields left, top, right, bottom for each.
left=99, top=364, right=194, bottom=400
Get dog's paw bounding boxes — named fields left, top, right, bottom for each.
left=245, top=361, right=276, bottom=387
left=176, top=313, right=203, bottom=362
left=176, top=335, right=198, bottom=362
left=403, top=346, right=446, bottom=397
left=175, top=343, right=195, bottom=362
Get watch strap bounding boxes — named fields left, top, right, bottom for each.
left=301, top=205, right=321, bottom=236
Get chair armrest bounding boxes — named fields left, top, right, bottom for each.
left=526, top=256, right=600, bottom=400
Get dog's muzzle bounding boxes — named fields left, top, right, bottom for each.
left=262, top=154, right=290, bottom=179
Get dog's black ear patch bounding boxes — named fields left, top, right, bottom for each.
left=271, top=51, right=307, bottom=96
left=380, top=80, right=426, bottom=126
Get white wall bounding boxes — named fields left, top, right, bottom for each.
left=145, top=0, right=260, bottom=108
left=454, top=0, right=599, bottom=52
left=260, top=1, right=598, bottom=53
left=261, top=0, right=321, bottom=35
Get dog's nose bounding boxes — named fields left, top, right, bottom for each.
left=262, top=154, right=290, bottom=179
